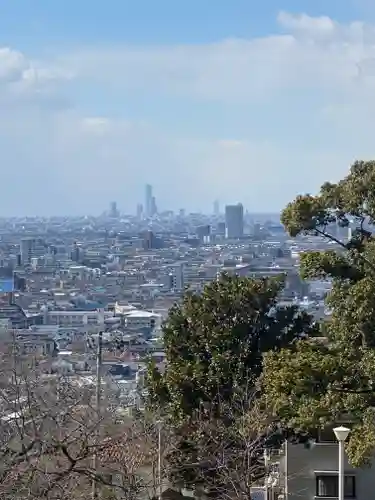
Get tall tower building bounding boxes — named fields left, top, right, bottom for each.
left=109, top=201, right=118, bottom=218
left=225, top=204, right=244, bottom=239
left=136, top=203, right=143, bottom=220
left=145, top=184, right=152, bottom=217
left=150, top=196, right=157, bottom=217
left=213, top=200, right=220, bottom=216
left=20, top=238, right=36, bottom=266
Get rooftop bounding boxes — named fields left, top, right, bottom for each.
left=125, top=310, right=160, bottom=318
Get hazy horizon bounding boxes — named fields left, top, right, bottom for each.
left=0, top=210, right=282, bottom=220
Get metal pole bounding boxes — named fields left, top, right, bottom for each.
left=158, top=421, right=162, bottom=500
left=284, top=439, right=288, bottom=500
left=264, top=449, right=269, bottom=500
left=338, top=440, right=344, bottom=500
left=92, top=331, right=103, bottom=500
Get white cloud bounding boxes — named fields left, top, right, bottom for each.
left=1, top=12, right=375, bottom=215
left=0, top=47, right=72, bottom=93
left=80, top=117, right=113, bottom=135
left=56, top=13, right=375, bottom=103
left=217, top=140, right=244, bottom=149
left=277, top=11, right=337, bottom=36
left=0, top=47, right=28, bottom=84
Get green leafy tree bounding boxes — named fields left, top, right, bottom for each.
left=262, top=160, right=375, bottom=466
left=148, top=273, right=313, bottom=420
left=146, top=273, right=314, bottom=490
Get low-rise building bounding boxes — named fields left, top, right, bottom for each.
left=266, top=426, right=373, bottom=500
left=124, top=310, right=162, bottom=330
left=45, top=309, right=114, bottom=327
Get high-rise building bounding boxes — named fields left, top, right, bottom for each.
left=145, top=184, right=152, bottom=217
left=168, top=263, right=184, bottom=291
left=225, top=204, right=244, bottom=239
left=150, top=196, right=157, bottom=216
left=213, top=200, right=220, bottom=216
left=109, top=201, right=119, bottom=218
left=141, top=230, right=164, bottom=250
left=216, top=222, right=226, bottom=236
left=20, top=238, right=34, bottom=265
left=20, top=238, right=46, bottom=266
left=253, top=223, right=261, bottom=238
left=71, top=242, right=82, bottom=263
left=196, top=225, right=211, bottom=243
left=136, top=203, right=143, bottom=220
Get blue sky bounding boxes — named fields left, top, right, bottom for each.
left=0, top=0, right=368, bottom=46
left=0, top=0, right=375, bottom=215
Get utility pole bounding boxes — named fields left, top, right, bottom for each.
left=92, top=331, right=103, bottom=500
left=157, top=420, right=162, bottom=500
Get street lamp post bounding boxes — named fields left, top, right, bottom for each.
left=264, top=449, right=270, bottom=500
left=155, top=419, right=162, bottom=500
left=333, top=426, right=350, bottom=500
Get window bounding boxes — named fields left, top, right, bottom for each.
left=316, top=475, right=356, bottom=498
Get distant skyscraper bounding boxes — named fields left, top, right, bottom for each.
left=145, top=184, right=152, bottom=217
left=20, top=238, right=46, bottom=265
left=71, top=242, right=80, bottom=262
left=109, top=201, right=118, bottom=218
left=136, top=203, right=143, bottom=220
left=214, top=200, right=220, bottom=216
left=20, top=238, right=36, bottom=265
left=150, top=196, right=157, bottom=216
left=196, top=225, right=211, bottom=243
left=253, top=223, right=261, bottom=238
left=216, top=222, right=226, bottom=236
left=225, top=204, right=244, bottom=239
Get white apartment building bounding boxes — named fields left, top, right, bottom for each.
left=167, top=263, right=184, bottom=291
left=124, top=310, right=162, bottom=330
left=44, top=310, right=114, bottom=327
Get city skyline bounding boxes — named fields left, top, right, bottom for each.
left=1, top=1, right=375, bottom=215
